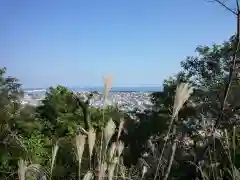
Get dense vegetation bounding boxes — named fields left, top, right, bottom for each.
left=1, top=35, right=240, bottom=180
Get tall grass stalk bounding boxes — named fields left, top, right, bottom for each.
left=115, top=142, right=124, bottom=180
left=233, top=126, right=236, bottom=164
left=76, top=133, right=86, bottom=180
left=50, top=143, right=59, bottom=180
left=224, top=128, right=236, bottom=180
left=18, top=159, right=27, bottom=180
left=117, top=119, right=125, bottom=141
left=141, top=166, right=147, bottom=180
left=98, top=74, right=113, bottom=180
left=88, top=126, right=96, bottom=170
left=154, top=83, right=193, bottom=180
left=108, top=157, right=119, bottom=180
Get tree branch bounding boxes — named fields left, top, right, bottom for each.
left=236, top=0, right=239, bottom=12
left=205, top=0, right=240, bottom=127
left=217, top=9, right=240, bottom=127
left=210, top=0, right=237, bottom=15
left=71, top=93, right=90, bottom=130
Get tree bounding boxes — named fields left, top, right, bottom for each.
left=0, top=67, right=47, bottom=179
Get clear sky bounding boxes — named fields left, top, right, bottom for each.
left=0, top=0, right=236, bottom=88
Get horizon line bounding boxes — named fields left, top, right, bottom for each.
left=23, top=85, right=161, bottom=89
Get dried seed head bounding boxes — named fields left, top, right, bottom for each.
left=103, top=74, right=114, bottom=107
left=172, top=83, right=193, bottom=119
left=104, top=118, right=116, bottom=152
left=76, top=133, right=86, bottom=166
left=88, top=126, right=96, bottom=158
left=51, top=143, right=59, bottom=175
left=26, top=164, right=47, bottom=180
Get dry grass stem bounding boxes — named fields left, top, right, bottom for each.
left=98, top=162, right=107, bottom=180
left=108, top=157, right=119, bottom=180
left=117, top=118, right=125, bottom=141
left=141, top=166, right=148, bottom=179
left=120, top=164, right=126, bottom=180
left=116, top=141, right=124, bottom=157
left=233, top=126, right=236, bottom=163
left=109, top=142, right=117, bottom=161
left=162, top=83, right=194, bottom=180
left=18, top=159, right=27, bottom=180
left=154, top=83, right=193, bottom=180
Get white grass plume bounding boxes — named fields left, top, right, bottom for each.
left=88, top=126, right=96, bottom=160
left=104, top=118, right=116, bottom=153
left=50, top=143, right=59, bottom=176
left=76, top=133, right=87, bottom=180
left=172, top=83, right=194, bottom=119
left=154, top=82, right=193, bottom=180
left=103, top=74, right=114, bottom=107
left=161, top=83, right=194, bottom=180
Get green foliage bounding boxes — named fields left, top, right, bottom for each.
left=37, top=85, right=82, bottom=137
left=0, top=67, right=34, bottom=179
left=22, top=134, right=49, bottom=164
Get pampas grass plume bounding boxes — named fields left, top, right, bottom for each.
left=88, top=126, right=96, bottom=159
left=172, top=83, right=193, bottom=119
left=50, top=143, right=59, bottom=176
left=104, top=118, right=116, bottom=152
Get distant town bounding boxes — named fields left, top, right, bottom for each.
left=22, top=88, right=154, bottom=112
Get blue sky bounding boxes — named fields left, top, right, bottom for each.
left=0, top=0, right=236, bottom=88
